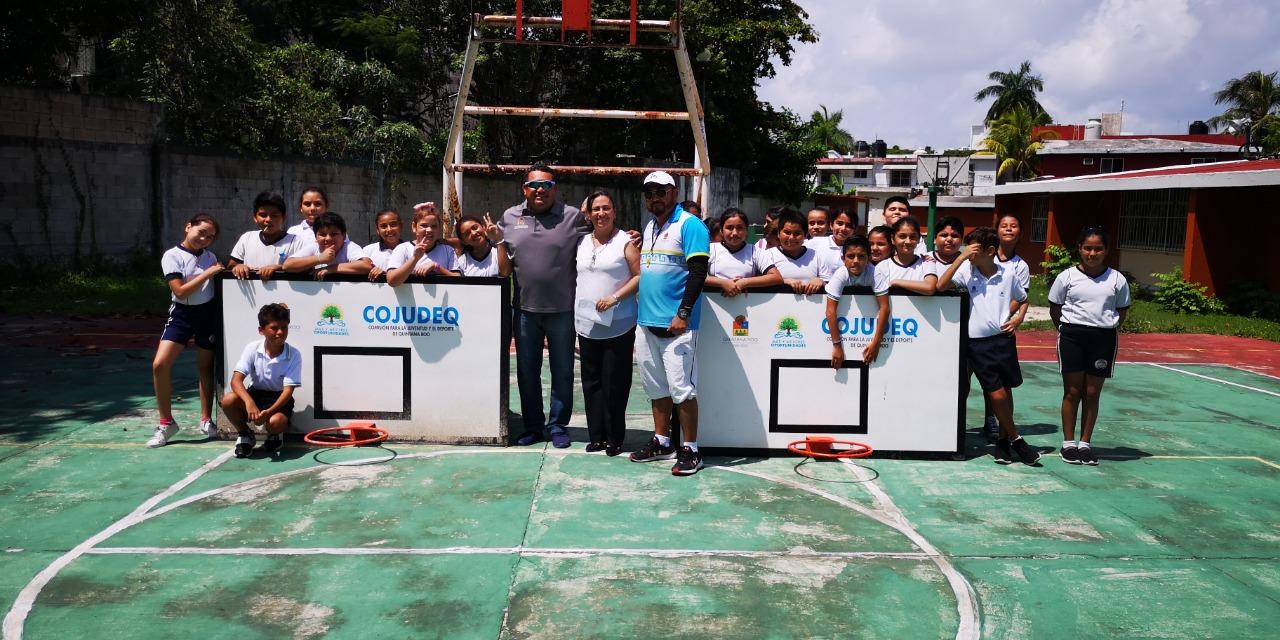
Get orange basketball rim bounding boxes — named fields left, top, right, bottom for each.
left=787, top=436, right=873, bottom=459
left=303, top=421, right=390, bottom=447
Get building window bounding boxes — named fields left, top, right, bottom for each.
left=1190, top=158, right=1213, bottom=164
left=1082, top=158, right=1095, bottom=165
left=1119, top=189, right=1188, bottom=252
left=1030, top=195, right=1049, bottom=243
left=852, top=169, right=868, bottom=179
left=1100, top=157, right=1125, bottom=173
left=889, top=170, right=912, bottom=187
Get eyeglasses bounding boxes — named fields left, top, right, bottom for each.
left=524, top=180, right=555, bottom=191
left=643, top=186, right=671, bottom=198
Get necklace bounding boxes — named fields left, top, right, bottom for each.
left=589, top=232, right=612, bottom=270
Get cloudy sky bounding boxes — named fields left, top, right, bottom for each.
left=756, top=0, right=1280, bottom=150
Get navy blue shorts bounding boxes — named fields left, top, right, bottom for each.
left=967, top=333, right=1023, bottom=392
left=1057, top=323, right=1118, bottom=378
left=249, top=387, right=295, bottom=419
left=161, top=301, right=218, bottom=350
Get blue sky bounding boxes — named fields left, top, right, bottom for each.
left=755, top=0, right=1280, bottom=149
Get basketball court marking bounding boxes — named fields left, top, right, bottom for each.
left=84, top=547, right=932, bottom=560
left=1144, top=362, right=1280, bottom=398
left=2, top=448, right=975, bottom=640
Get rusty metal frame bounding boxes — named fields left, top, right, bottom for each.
left=443, top=1, right=710, bottom=222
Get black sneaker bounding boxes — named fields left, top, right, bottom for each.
left=629, top=437, right=677, bottom=462
left=605, top=444, right=623, bottom=457
left=1060, top=444, right=1081, bottom=465
left=1078, top=446, right=1098, bottom=466
left=982, top=416, right=1000, bottom=441
left=233, top=431, right=255, bottom=458
left=585, top=442, right=607, bottom=453
left=992, top=438, right=1014, bottom=465
left=671, top=446, right=703, bottom=476
left=263, top=433, right=284, bottom=454
left=1011, top=437, right=1041, bottom=465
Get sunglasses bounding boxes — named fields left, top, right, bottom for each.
left=524, top=180, right=556, bottom=191
left=643, top=186, right=672, bottom=198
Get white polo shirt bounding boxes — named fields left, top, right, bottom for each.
left=709, top=242, right=772, bottom=279
left=456, top=246, right=500, bottom=276
left=387, top=241, right=458, bottom=273
left=286, top=220, right=315, bottom=244
left=363, top=240, right=404, bottom=270
left=954, top=262, right=1027, bottom=338
left=230, top=231, right=306, bottom=269
left=234, top=339, right=303, bottom=391
left=292, top=238, right=369, bottom=267
left=161, top=245, right=219, bottom=305
left=824, top=264, right=876, bottom=300
left=1048, top=266, right=1131, bottom=329
left=999, top=254, right=1031, bottom=292
left=872, top=255, right=934, bottom=295
left=765, top=246, right=834, bottom=281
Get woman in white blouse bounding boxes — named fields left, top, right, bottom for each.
left=574, top=191, right=641, bottom=456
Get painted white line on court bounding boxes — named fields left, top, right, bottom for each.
left=718, top=465, right=980, bottom=640
left=1146, top=455, right=1280, bottom=471
left=1208, top=363, right=1280, bottom=382
left=2, top=449, right=235, bottom=640
left=1145, top=362, right=1280, bottom=398
left=841, top=461, right=980, bottom=640
left=86, top=546, right=931, bottom=561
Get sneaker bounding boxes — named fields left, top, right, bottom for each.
left=515, top=431, right=542, bottom=446
left=263, top=433, right=284, bottom=454
left=982, top=416, right=1000, bottom=441
left=1011, top=437, right=1042, bottom=465
left=1079, top=446, right=1098, bottom=466
left=200, top=418, right=219, bottom=439
left=146, top=422, right=180, bottom=448
left=233, top=431, right=256, bottom=458
left=671, top=446, right=704, bottom=476
left=605, top=444, right=623, bottom=457
left=992, top=438, right=1014, bottom=465
left=1060, top=444, right=1081, bottom=465
left=549, top=428, right=571, bottom=449
left=585, top=442, right=607, bottom=453
left=629, top=437, right=677, bottom=462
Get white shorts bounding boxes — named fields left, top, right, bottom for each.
left=635, top=327, right=698, bottom=404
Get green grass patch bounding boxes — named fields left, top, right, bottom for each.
left=0, top=271, right=169, bottom=317
left=1024, top=278, right=1280, bottom=342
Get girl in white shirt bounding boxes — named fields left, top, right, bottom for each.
left=874, top=216, right=938, bottom=295
left=706, top=208, right=781, bottom=297
left=363, top=209, right=404, bottom=281
left=764, top=209, right=826, bottom=295
left=1049, top=227, right=1131, bottom=466
left=867, top=225, right=893, bottom=265
left=807, top=208, right=857, bottom=273
left=286, top=186, right=328, bottom=243
left=385, top=208, right=460, bottom=286
left=454, top=214, right=512, bottom=277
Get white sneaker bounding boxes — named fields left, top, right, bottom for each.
left=147, top=423, right=180, bottom=448
left=200, top=418, right=219, bottom=439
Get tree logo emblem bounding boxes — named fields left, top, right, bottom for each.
left=771, top=315, right=805, bottom=348
left=321, top=305, right=343, bottom=323
left=313, top=303, right=350, bottom=337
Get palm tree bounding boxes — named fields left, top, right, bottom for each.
left=806, top=105, right=854, bottom=154
left=1206, top=70, right=1280, bottom=132
left=974, top=60, right=1052, bottom=125
left=982, top=105, right=1058, bottom=183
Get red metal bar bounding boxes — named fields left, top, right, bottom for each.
left=629, top=0, right=638, bottom=45
left=454, top=163, right=703, bottom=177
left=515, top=0, right=524, bottom=41
left=464, top=106, right=689, bottom=120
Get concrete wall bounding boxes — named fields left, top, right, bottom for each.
left=0, top=86, right=741, bottom=265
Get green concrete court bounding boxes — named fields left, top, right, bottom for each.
left=0, top=347, right=1277, bottom=639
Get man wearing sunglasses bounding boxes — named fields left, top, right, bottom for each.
left=501, top=163, right=592, bottom=448
left=630, top=171, right=711, bottom=476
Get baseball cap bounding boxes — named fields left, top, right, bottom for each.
left=642, top=171, right=676, bottom=187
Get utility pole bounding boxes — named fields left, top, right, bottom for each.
left=926, top=184, right=939, bottom=251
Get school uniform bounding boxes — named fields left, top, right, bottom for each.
left=292, top=238, right=369, bottom=267
left=286, top=220, right=315, bottom=244
left=363, top=240, right=404, bottom=271
left=999, top=254, right=1031, bottom=292
left=708, top=242, right=772, bottom=279
left=927, top=251, right=960, bottom=277
left=764, top=246, right=836, bottom=281
left=160, top=245, right=219, bottom=349
left=1049, top=266, right=1131, bottom=378
left=230, top=231, right=306, bottom=269
left=956, top=262, right=1027, bottom=392
left=386, top=241, right=458, bottom=274
left=872, top=254, right=934, bottom=296
left=233, top=339, right=303, bottom=418
left=456, top=246, right=501, bottom=277
left=823, top=264, right=876, bottom=300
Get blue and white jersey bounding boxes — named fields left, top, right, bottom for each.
left=638, top=206, right=710, bottom=330
left=161, top=245, right=219, bottom=305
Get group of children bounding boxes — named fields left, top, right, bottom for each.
left=151, top=189, right=1130, bottom=466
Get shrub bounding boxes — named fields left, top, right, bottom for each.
left=1039, top=244, right=1074, bottom=282
left=1150, top=267, right=1225, bottom=314
left=1223, top=281, right=1280, bottom=321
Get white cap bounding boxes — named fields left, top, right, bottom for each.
left=642, top=171, right=676, bottom=187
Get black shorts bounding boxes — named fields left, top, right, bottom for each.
left=967, top=333, right=1023, bottom=392
left=249, top=387, right=295, bottom=419
left=1057, top=323, right=1119, bottom=378
left=160, top=301, right=218, bottom=350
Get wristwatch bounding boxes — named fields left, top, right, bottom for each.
left=676, top=307, right=691, bottom=320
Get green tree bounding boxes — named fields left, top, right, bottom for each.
left=779, top=316, right=799, bottom=336
left=1206, top=70, right=1280, bottom=155
left=322, top=305, right=343, bottom=323
left=974, top=60, right=1052, bottom=125
left=804, top=105, right=854, bottom=153
left=983, top=105, right=1058, bottom=183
